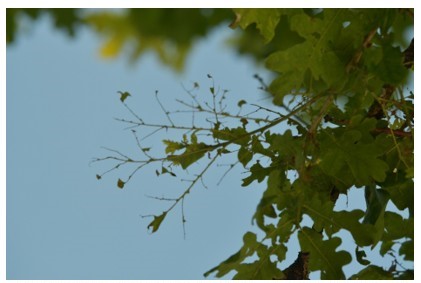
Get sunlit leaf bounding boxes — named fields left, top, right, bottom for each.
left=232, top=9, right=281, bottom=43
left=163, top=140, right=185, bottom=154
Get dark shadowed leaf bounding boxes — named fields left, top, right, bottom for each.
left=355, top=247, right=370, bottom=266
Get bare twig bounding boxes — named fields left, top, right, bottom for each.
left=155, top=90, right=175, bottom=126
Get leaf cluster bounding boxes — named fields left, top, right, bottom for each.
left=89, top=8, right=414, bottom=280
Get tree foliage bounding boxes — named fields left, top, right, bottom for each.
left=8, top=8, right=414, bottom=280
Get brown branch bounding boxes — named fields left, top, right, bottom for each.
left=273, top=252, right=310, bottom=280
left=346, top=28, right=377, bottom=73
left=372, top=128, right=413, bottom=138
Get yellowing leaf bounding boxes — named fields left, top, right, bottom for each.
left=117, top=178, right=125, bottom=189
left=100, top=35, right=125, bottom=57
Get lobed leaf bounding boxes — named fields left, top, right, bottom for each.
left=147, top=212, right=167, bottom=233
left=298, top=227, right=351, bottom=279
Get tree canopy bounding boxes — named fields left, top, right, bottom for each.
left=7, top=8, right=414, bottom=280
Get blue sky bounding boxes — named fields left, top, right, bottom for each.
left=6, top=9, right=413, bottom=280
left=6, top=12, right=277, bottom=279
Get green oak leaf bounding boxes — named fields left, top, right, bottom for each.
left=163, top=140, right=185, bottom=154
left=332, top=209, right=378, bottom=247
left=399, top=240, right=414, bottom=261
left=204, top=232, right=257, bottom=278
left=238, top=146, right=253, bottom=167
left=168, top=142, right=211, bottom=169
left=383, top=212, right=413, bottom=241
left=231, top=9, right=281, bottom=43
left=355, top=247, right=370, bottom=266
left=384, top=179, right=414, bottom=217
left=241, top=161, right=273, bottom=186
left=118, top=91, right=131, bottom=102
left=212, top=126, right=250, bottom=146
left=349, top=265, right=393, bottom=280
left=298, top=227, right=351, bottom=279
left=319, top=126, right=389, bottom=186
left=233, top=258, right=283, bottom=279
left=147, top=212, right=167, bottom=233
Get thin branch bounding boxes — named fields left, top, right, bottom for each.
left=122, top=102, right=144, bottom=123
left=181, top=198, right=187, bottom=240
left=145, top=194, right=178, bottom=201
left=155, top=90, right=175, bottom=126
left=217, top=162, right=238, bottom=186
left=163, top=154, right=218, bottom=215
left=115, top=117, right=213, bottom=132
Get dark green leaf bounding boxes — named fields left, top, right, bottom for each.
left=319, top=123, right=389, bottom=186
left=369, top=45, right=408, bottom=84
left=233, top=259, right=283, bottom=279
left=355, top=247, right=370, bottom=266
left=232, top=9, right=281, bottom=43
left=379, top=240, right=394, bottom=257
left=349, top=265, right=393, bottom=280
left=383, top=212, right=413, bottom=241
left=204, top=232, right=257, bottom=278
left=396, top=270, right=414, bottom=280
left=363, top=187, right=389, bottom=225
left=332, top=210, right=377, bottom=247
left=238, top=146, right=253, bottom=167
left=399, top=240, right=414, bottom=261
left=241, top=161, right=272, bottom=186
left=160, top=166, right=177, bottom=177
left=384, top=179, right=413, bottom=216
left=298, top=227, right=351, bottom=279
